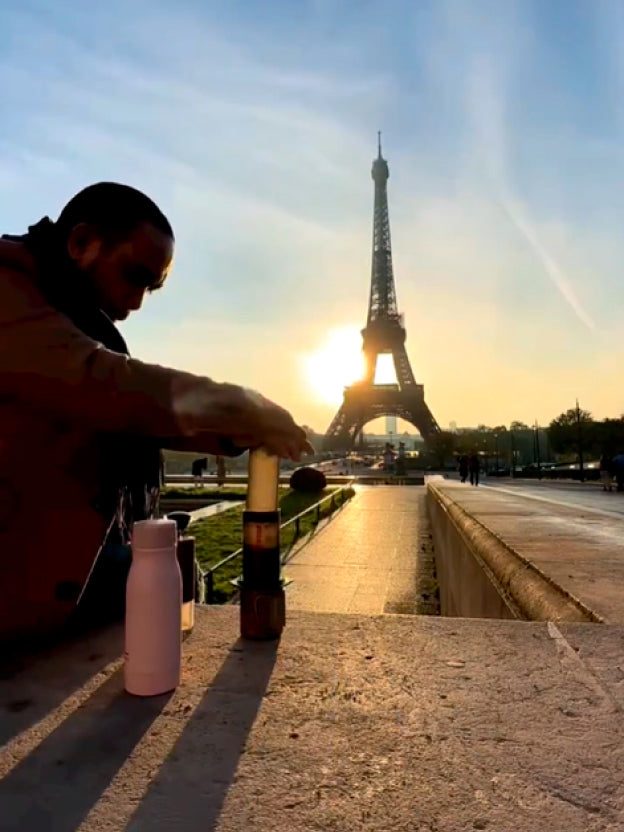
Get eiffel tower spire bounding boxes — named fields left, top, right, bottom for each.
left=323, top=136, right=440, bottom=451
left=368, top=131, right=398, bottom=324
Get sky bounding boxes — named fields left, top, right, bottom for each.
left=2, top=0, right=624, bottom=433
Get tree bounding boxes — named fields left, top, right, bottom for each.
left=550, top=408, right=593, bottom=428
left=417, top=431, right=455, bottom=468
left=592, top=419, right=624, bottom=458
left=548, top=408, right=594, bottom=458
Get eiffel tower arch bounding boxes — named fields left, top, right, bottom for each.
left=323, top=135, right=440, bottom=451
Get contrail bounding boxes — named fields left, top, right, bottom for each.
left=467, top=53, right=595, bottom=332
left=500, top=197, right=595, bottom=331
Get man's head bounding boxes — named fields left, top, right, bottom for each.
left=56, top=183, right=174, bottom=321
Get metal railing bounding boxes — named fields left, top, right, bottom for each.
left=201, top=481, right=355, bottom=604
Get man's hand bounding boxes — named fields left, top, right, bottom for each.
left=233, top=389, right=314, bottom=461
left=172, top=377, right=314, bottom=461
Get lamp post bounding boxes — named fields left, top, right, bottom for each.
left=534, top=421, right=542, bottom=480
left=510, top=430, right=516, bottom=477
left=576, top=399, right=585, bottom=483
left=494, top=433, right=499, bottom=476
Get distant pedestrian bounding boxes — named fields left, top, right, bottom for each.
left=458, top=455, right=469, bottom=483
left=396, top=442, right=406, bottom=476
left=600, top=453, right=613, bottom=492
left=216, top=455, right=226, bottom=487
left=612, top=452, right=624, bottom=492
left=191, top=457, right=208, bottom=483
left=383, top=442, right=395, bottom=472
left=469, top=453, right=480, bottom=486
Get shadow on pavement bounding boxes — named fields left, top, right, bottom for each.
left=0, top=668, right=171, bottom=832
left=0, top=623, right=124, bottom=748
left=126, top=637, right=279, bottom=832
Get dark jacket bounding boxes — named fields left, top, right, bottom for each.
left=0, top=232, right=242, bottom=641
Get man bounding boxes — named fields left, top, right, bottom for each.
left=191, top=457, right=208, bottom=483
left=0, top=182, right=311, bottom=643
left=612, top=451, right=624, bottom=492
left=468, top=452, right=480, bottom=486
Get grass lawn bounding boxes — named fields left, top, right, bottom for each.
left=161, top=486, right=248, bottom=500
left=190, top=486, right=355, bottom=602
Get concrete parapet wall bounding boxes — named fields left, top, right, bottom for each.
left=427, top=483, right=602, bottom=623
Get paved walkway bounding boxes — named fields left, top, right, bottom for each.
left=187, top=500, right=244, bottom=522
left=486, top=478, right=624, bottom=517
left=434, top=480, right=624, bottom=622
left=285, top=487, right=437, bottom=615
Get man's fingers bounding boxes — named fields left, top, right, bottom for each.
left=236, top=390, right=314, bottom=460
left=260, top=435, right=289, bottom=459
left=259, top=432, right=309, bottom=461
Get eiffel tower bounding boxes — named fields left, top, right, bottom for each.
left=323, top=135, right=440, bottom=451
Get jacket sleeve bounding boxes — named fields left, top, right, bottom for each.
left=0, top=267, right=251, bottom=444
left=161, top=436, right=249, bottom=456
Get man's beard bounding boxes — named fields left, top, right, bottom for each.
left=79, top=262, right=122, bottom=321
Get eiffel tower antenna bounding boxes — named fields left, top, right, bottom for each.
left=323, top=136, right=440, bottom=451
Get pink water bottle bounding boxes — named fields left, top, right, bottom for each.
left=125, top=519, right=182, bottom=696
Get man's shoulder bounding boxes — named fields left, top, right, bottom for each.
left=0, top=239, right=50, bottom=325
left=0, top=236, right=38, bottom=281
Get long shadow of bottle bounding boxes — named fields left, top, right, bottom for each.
left=125, top=637, right=279, bottom=832
left=0, top=623, right=124, bottom=747
left=0, top=668, right=171, bottom=832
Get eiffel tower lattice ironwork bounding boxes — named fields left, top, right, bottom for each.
left=323, top=135, right=440, bottom=450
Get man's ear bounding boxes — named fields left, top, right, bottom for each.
left=66, top=223, right=101, bottom=263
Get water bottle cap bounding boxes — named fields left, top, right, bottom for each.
left=132, top=519, right=177, bottom=549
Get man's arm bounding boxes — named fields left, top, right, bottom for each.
left=161, top=436, right=249, bottom=456
left=0, top=266, right=256, bottom=441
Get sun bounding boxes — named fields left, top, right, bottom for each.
left=304, top=327, right=365, bottom=405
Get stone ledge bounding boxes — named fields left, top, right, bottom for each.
left=427, top=482, right=603, bottom=623
left=2, top=607, right=623, bottom=831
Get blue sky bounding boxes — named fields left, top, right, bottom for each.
left=2, top=0, right=624, bottom=432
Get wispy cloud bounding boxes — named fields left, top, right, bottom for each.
left=1, top=0, right=623, bottom=429
left=463, top=47, right=596, bottom=332
left=498, top=198, right=595, bottom=330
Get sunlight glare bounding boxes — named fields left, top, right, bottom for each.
left=304, top=327, right=365, bottom=404
left=374, top=353, right=397, bottom=384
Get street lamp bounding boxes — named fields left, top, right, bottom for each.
left=510, top=430, right=516, bottom=477
left=494, top=433, right=499, bottom=475
left=576, top=399, right=585, bottom=483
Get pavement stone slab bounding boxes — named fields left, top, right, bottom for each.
left=1, top=607, right=623, bottom=832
